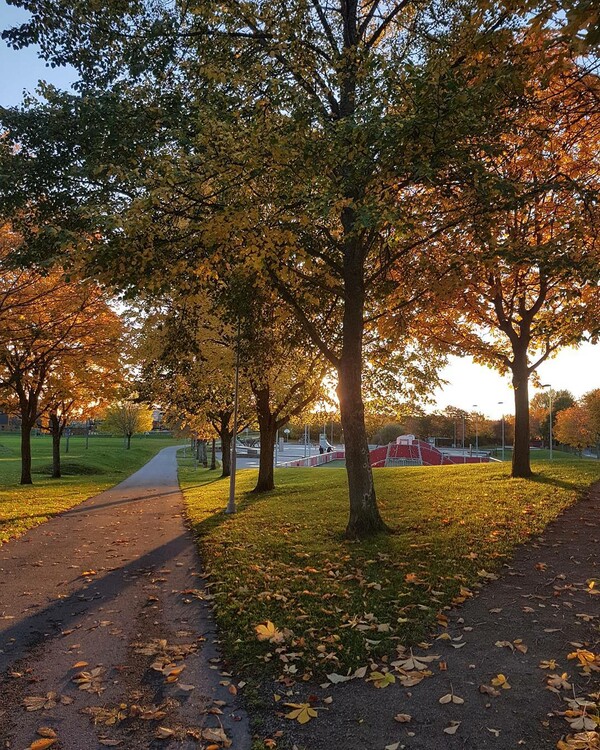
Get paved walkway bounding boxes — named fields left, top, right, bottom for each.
left=0, top=446, right=250, bottom=749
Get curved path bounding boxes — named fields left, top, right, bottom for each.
left=0, top=446, right=250, bottom=749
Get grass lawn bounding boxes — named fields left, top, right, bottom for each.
left=180, top=455, right=600, bottom=680
left=0, top=433, right=186, bottom=544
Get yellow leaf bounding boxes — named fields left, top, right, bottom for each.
left=284, top=703, right=318, bottom=724
left=255, top=621, right=284, bottom=644
left=491, top=673, right=511, bottom=689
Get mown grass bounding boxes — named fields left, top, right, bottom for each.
left=0, top=433, right=185, bottom=543
left=180, top=455, right=600, bottom=680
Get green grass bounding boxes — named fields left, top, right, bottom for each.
left=180, top=455, right=600, bottom=680
left=0, top=433, right=186, bottom=544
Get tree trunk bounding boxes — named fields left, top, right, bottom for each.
left=50, top=412, right=61, bottom=479
left=210, top=437, right=216, bottom=470
left=201, top=440, right=208, bottom=467
left=126, top=433, right=132, bottom=450
left=511, top=358, right=532, bottom=478
left=20, top=420, right=34, bottom=485
left=220, top=428, right=231, bottom=478
left=337, top=256, right=389, bottom=538
left=253, top=386, right=277, bottom=493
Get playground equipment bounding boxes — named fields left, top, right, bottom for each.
left=369, top=435, right=492, bottom=467
left=319, top=433, right=335, bottom=453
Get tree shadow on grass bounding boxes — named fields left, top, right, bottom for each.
left=527, top=473, right=588, bottom=492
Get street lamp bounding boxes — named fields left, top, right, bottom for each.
left=472, top=405, right=479, bottom=454
left=541, top=384, right=553, bottom=460
left=226, top=320, right=242, bottom=514
left=498, top=401, right=505, bottom=462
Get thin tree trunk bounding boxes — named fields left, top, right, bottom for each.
left=201, top=440, right=208, bottom=468
left=20, top=420, right=34, bottom=485
left=50, top=412, right=61, bottom=478
left=220, top=429, right=231, bottom=478
left=126, top=433, right=132, bottom=450
left=253, top=386, right=277, bottom=493
left=511, top=358, right=532, bottom=478
left=210, top=437, right=216, bottom=470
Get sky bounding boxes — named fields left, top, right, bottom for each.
left=1, top=2, right=599, bottom=420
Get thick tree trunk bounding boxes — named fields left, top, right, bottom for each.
left=20, top=421, right=34, bottom=485
left=201, top=440, right=208, bottom=468
left=337, top=258, right=389, bottom=538
left=511, top=358, right=532, bottom=478
left=220, top=429, right=231, bottom=478
left=50, top=413, right=61, bottom=479
left=210, top=437, right=216, bottom=470
left=253, top=386, right=277, bottom=493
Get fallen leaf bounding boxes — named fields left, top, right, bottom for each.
left=443, top=722, right=461, bottom=735
left=491, top=674, right=511, bottom=689
left=255, top=621, right=285, bottom=644
left=156, top=727, right=175, bottom=739
left=284, top=703, right=318, bottom=724
left=36, top=728, right=57, bottom=739
left=394, top=714, right=412, bottom=723
left=30, top=740, right=57, bottom=750
left=367, top=671, right=395, bottom=688
left=439, top=692, right=464, bottom=704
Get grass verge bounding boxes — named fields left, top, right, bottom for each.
left=180, top=456, right=600, bottom=680
left=0, top=433, right=186, bottom=543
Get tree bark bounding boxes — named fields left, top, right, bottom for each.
left=220, top=428, right=231, bottom=478
left=126, top=433, right=132, bottom=449
left=511, top=355, right=532, bottom=478
left=50, top=412, right=62, bottom=478
left=253, top=386, right=277, bottom=493
left=20, top=420, right=34, bottom=485
left=210, top=437, right=216, bottom=470
left=337, top=255, right=389, bottom=538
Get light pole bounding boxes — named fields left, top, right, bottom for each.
left=541, top=384, right=553, bottom=460
left=472, top=405, right=479, bottom=454
left=498, top=401, right=505, bottom=462
left=226, top=320, right=241, bottom=514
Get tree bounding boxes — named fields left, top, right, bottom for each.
left=134, top=299, right=255, bottom=479
left=531, top=389, right=575, bottom=446
left=415, top=51, right=600, bottom=477
left=0, top=229, right=123, bottom=483
left=553, top=405, right=593, bottom=456
left=101, top=401, right=153, bottom=449
left=582, top=389, right=600, bottom=456
left=42, top=360, right=121, bottom=478
left=0, top=1, right=556, bottom=535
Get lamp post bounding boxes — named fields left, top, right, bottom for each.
left=472, top=405, right=479, bottom=454
left=541, top=384, right=553, bottom=460
left=498, top=402, right=505, bottom=462
left=226, top=320, right=241, bottom=514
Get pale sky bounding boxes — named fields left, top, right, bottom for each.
left=436, top=344, right=599, bottom=420
left=2, top=2, right=598, bottom=419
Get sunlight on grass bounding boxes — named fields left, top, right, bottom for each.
left=179, top=456, right=600, bottom=678
left=0, top=434, right=185, bottom=543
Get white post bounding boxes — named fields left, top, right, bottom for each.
left=226, top=320, right=241, bottom=515
left=549, top=390, right=553, bottom=460
left=498, top=401, right=504, bottom=462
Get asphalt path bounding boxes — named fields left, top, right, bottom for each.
left=0, top=445, right=250, bottom=749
